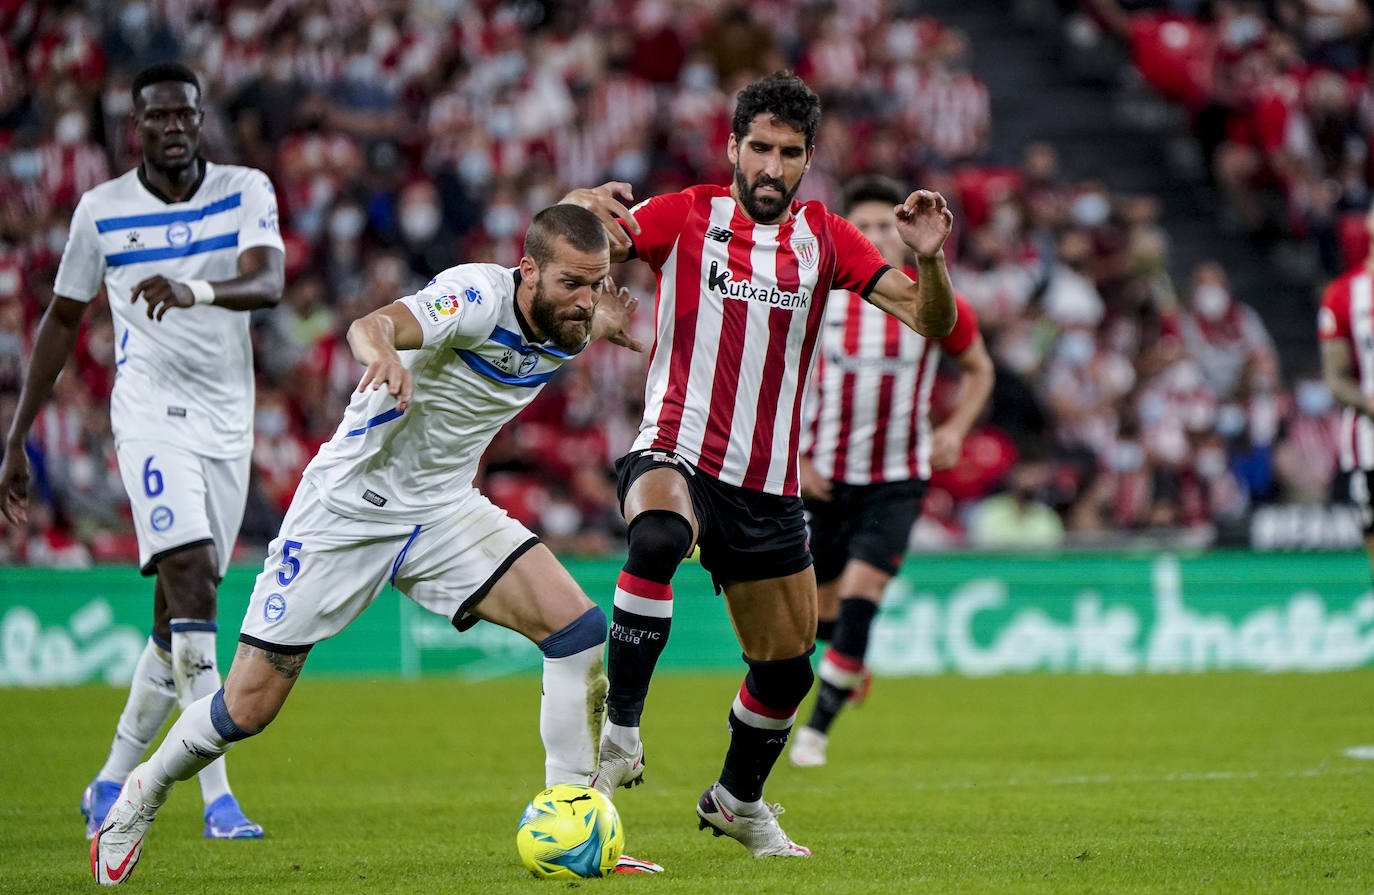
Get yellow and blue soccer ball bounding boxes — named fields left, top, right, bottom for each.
left=516, top=783, right=623, bottom=879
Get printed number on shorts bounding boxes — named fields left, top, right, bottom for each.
left=142, top=457, right=164, bottom=497
left=277, top=539, right=304, bottom=586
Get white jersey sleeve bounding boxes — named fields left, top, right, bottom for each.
left=397, top=267, right=503, bottom=350
left=52, top=194, right=105, bottom=302
left=234, top=167, right=284, bottom=256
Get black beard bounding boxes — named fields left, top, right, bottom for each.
left=733, top=164, right=799, bottom=222
left=530, top=279, right=591, bottom=353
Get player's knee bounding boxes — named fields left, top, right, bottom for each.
left=625, top=510, right=694, bottom=581
left=157, top=547, right=220, bottom=615
left=744, top=650, right=815, bottom=709
left=538, top=605, right=607, bottom=658
left=211, top=687, right=263, bottom=742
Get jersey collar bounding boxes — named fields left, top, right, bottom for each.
left=137, top=157, right=207, bottom=205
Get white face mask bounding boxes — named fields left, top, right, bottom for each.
left=256, top=408, right=288, bottom=437
left=1196, top=448, right=1228, bottom=479
left=329, top=207, right=366, bottom=241
left=303, top=16, right=330, bottom=44
left=1071, top=193, right=1110, bottom=228
left=1057, top=330, right=1096, bottom=367
left=1296, top=381, right=1334, bottom=417
left=1192, top=283, right=1230, bottom=320
left=484, top=204, right=522, bottom=238
left=229, top=9, right=259, bottom=41
left=55, top=111, right=89, bottom=146
left=120, top=2, right=151, bottom=33
left=399, top=203, right=441, bottom=242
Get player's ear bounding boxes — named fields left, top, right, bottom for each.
left=519, top=254, right=539, bottom=281
left=726, top=132, right=739, bottom=166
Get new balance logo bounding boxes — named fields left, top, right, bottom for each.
left=706, top=226, right=733, bottom=243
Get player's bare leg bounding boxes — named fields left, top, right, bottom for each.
left=92, top=645, right=303, bottom=884
left=596, top=467, right=698, bottom=797
left=465, top=543, right=609, bottom=787
left=792, top=559, right=888, bottom=767
left=695, top=569, right=814, bottom=857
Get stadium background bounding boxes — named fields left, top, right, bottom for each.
left=1, top=0, right=1373, bottom=679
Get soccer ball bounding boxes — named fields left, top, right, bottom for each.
left=515, top=784, right=624, bottom=879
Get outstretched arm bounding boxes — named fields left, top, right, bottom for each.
left=1322, top=339, right=1374, bottom=417
left=865, top=190, right=957, bottom=338
left=345, top=302, right=424, bottom=413
left=589, top=276, right=645, bottom=352
left=0, top=296, right=89, bottom=523
left=131, top=245, right=286, bottom=321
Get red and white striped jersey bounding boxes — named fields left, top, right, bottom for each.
left=803, top=284, right=978, bottom=485
left=1318, top=265, right=1374, bottom=470
left=626, top=184, right=889, bottom=495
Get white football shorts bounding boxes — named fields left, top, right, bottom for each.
left=237, top=478, right=539, bottom=651
left=116, top=439, right=250, bottom=578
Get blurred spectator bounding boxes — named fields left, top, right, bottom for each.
left=1177, top=260, right=1280, bottom=402
left=967, top=457, right=1067, bottom=549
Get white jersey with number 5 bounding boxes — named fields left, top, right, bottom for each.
left=303, top=264, right=583, bottom=525
left=53, top=161, right=284, bottom=458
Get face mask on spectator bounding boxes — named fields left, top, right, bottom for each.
left=229, top=8, right=259, bottom=41
left=609, top=149, right=648, bottom=185
left=9, top=150, right=40, bottom=183
left=1216, top=403, right=1247, bottom=437
left=46, top=225, right=68, bottom=254
left=484, top=203, right=522, bottom=238
left=486, top=106, right=517, bottom=140
left=1296, top=381, right=1334, bottom=417
left=55, top=112, right=88, bottom=146
left=1057, top=330, right=1095, bottom=366
left=1192, top=283, right=1230, bottom=320
left=1071, top=193, right=1110, bottom=228
left=458, top=150, right=492, bottom=188
left=303, top=15, right=330, bottom=43
left=329, top=207, right=366, bottom=241
left=681, top=62, right=715, bottom=91
left=1196, top=448, right=1227, bottom=479
left=1223, top=15, right=1263, bottom=49
left=400, top=203, right=442, bottom=242
left=1139, top=393, right=1166, bottom=425
left=120, top=2, right=151, bottom=33
left=1112, top=442, right=1144, bottom=472
left=256, top=408, right=288, bottom=438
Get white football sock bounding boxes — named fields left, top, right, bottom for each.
left=541, top=643, right=608, bottom=787
left=603, top=721, right=641, bottom=753
left=170, top=621, right=233, bottom=806
left=96, top=637, right=177, bottom=783
left=142, top=692, right=232, bottom=806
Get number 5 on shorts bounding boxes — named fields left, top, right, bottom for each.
left=277, top=539, right=304, bottom=586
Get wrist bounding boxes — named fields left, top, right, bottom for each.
left=185, top=280, right=216, bottom=304
left=915, top=249, right=946, bottom=265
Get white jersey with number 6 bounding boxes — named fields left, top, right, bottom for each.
left=53, top=161, right=284, bottom=458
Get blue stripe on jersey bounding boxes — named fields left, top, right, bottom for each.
left=454, top=348, right=557, bottom=387
left=345, top=407, right=405, bottom=437
left=487, top=325, right=579, bottom=358
left=116, top=330, right=129, bottom=366
left=106, top=232, right=240, bottom=267
left=94, top=193, right=242, bottom=232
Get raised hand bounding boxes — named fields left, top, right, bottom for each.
left=894, top=190, right=954, bottom=259
left=560, top=182, right=641, bottom=255
left=131, top=275, right=195, bottom=321
left=592, top=276, right=645, bottom=352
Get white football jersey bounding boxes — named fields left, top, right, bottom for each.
left=304, top=263, right=584, bottom=524
left=54, top=161, right=284, bottom=458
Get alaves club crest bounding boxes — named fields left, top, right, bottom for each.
left=791, top=236, right=817, bottom=270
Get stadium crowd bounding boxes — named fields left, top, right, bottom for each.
left=1077, top=0, right=1374, bottom=275
left=0, top=0, right=1349, bottom=565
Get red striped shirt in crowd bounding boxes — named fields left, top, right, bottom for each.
left=625, top=184, right=889, bottom=496
left=803, top=281, right=978, bottom=485
left=1318, top=265, right=1374, bottom=470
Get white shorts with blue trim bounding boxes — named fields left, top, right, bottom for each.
left=115, top=439, right=250, bottom=578
left=237, top=478, right=538, bottom=651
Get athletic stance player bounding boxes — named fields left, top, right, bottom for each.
left=90, top=204, right=656, bottom=885
left=789, top=175, right=993, bottom=768
left=0, top=63, right=283, bottom=840
left=564, top=72, right=957, bottom=857
left=1319, top=204, right=1374, bottom=579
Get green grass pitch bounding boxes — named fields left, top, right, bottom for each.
left=2, top=670, right=1372, bottom=893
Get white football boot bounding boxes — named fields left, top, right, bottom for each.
left=695, top=783, right=811, bottom=857
left=787, top=727, right=829, bottom=768
left=90, top=764, right=160, bottom=886
left=591, top=736, right=646, bottom=800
